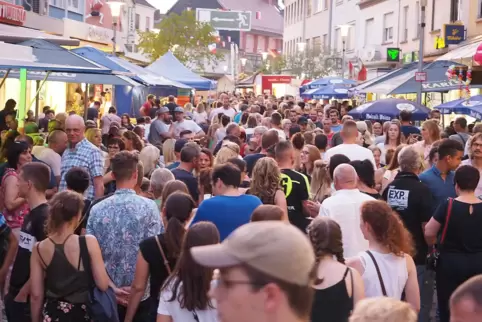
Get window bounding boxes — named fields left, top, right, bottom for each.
left=347, top=23, right=355, bottom=51
left=402, top=6, right=408, bottom=41
left=322, top=34, right=328, bottom=50
left=415, top=1, right=420, bottom=38
left=383, top=12, right=394, bottom=42
left=479, top=0, right=482, bottom=18
left=307, top=0, right=312, bottom=16
left=431, top=0, right=443, bottom=31
left=67, top=0, right=81, bottom=13
left=334, top=28, right=340, bottom=52
left=313, top=36, right=321, bottom=51
left=450, top=0, right=459, bottom=22
left=135, top=14, right=140, bottom=30
left=364, top=18, right=374, bottom=46
left=49, top=0, right=65, bottom=8
left=146, top=17, right=150, bottom=31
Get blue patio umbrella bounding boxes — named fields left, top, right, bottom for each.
left=348, top=98, right=430, bottom=121
left=301, top=85, right=350, bottom=100
left=303, top=77, right=357, bottom=89
left=435, top=95, right=482, bottom=120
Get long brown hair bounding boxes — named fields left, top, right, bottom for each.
left=384, top=121, right=403, bottom=146
left=163, top=192, right=196, bottom=258
left=163, top=222, right=220, bottom=311
left=123, top=130, right=144, bottom=152
left=386, top=144, right=407, bottom=171
left=308, top=217, right=345, bottom=285
left=161, top=180, right=189, bottom=203
left=361, top=200, right=415, bottom=257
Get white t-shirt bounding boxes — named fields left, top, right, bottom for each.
left=210, top=107, right=236, bottom=121
left=323, top=144, right=376, bottom=169
left=273, top=128, right=286, bottom=141
left=193, top=111, right=208, bottom=124
left=173, top=120, right=203, bottom=138
left=215, top=127, right=226, bottom=142
left=158, top=280, right=219, bottom=322
left=35, top=147, right=61, bottom=177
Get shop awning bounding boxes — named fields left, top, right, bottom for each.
left=72, top=47, right=191, bottom=88
left=0, top=23, right=79, bottom=46
left=354, top=62, right=421, bottom=92
left=436, top=40, right=482, bottom=62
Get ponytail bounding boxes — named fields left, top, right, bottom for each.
left=164, top=217, right=186, bottom=258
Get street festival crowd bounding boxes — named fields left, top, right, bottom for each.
left=0, top=92, right=480, bottom=322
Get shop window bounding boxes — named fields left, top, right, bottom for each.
left=49, top=0, right=65, bottom=8
left=135, top=13, right=140, bottom=30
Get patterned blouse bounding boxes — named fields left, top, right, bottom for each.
left=59, top=138, right=104, bottom=200
left=86, top=189, right=163, bottom=300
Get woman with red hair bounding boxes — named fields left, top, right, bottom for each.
left=347, top=200, right=420, bottom=312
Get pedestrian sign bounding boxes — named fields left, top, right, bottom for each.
left=196, top=8, right=252, bottom=31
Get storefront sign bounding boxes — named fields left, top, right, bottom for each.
left=0, top=1, right=26, bottom=26
left=444, top=24, right=465, bottom=45
left=386, top=48, right=400, bottom=62
left=421, top=79, right=463, bottom=90
left=64, top=19, right=113, bottom=45
left=261, top=75, right=292, bottom=95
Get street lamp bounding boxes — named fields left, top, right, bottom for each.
left=416, top=0, right=428, bottom=105
left=261, top=52, right=269, bottom=61
left=240, top=57, right=247, bottom=72
left=223, top=65, right=228, bottom=73
left=107, top=0, right=125, bottom=56
left=339, top=24, right=351, bottom=78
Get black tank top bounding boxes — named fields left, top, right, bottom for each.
left=37, top=235, right=90, bottom=304
left=311, top=267, right=353, bottom=322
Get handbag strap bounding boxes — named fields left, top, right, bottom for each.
left=440, top=198, right=454, bottom=245
left=79, top=236, right=95, bottom=296
left=366, top=251, right=387, bottom=297
left=155, top=235, right=171, bottom=274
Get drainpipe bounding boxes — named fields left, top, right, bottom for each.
left=327, top=0, right=334, bottom=51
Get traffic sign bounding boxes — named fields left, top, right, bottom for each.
left=415, top=72, right=427, bottom=82
left=386, top=48, right=401, bottom=62
left=196, top=8, right=252, bottom=31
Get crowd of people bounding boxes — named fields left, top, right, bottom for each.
left=0, top=92, right=480, bottom=322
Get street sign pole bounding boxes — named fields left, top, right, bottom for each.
left=416, top=0, right=427, bottom=105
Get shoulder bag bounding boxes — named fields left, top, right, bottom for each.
left=79, top=236, right=119, bottom=322
left=426, top=197, right=453, bottom=271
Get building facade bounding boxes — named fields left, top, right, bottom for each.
left=283, top=0, right=470, bottom=80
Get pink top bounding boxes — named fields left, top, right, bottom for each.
left=0, top=169, right=30, bottom=229
left=460, top=159, right=482, bottom=198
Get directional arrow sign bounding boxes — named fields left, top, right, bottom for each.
left=386, top=48, right=401, bottom=62
left=196, top=8, right=252, bottom=31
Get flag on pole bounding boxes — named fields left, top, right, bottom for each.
left=256, top=11, right=261, bottom=19
left=348, top=61, right=354, bottom=79
left=357, top=58, right=367, bottom=81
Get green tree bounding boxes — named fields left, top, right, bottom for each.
left=281, top=47, right=342, bottom=79
left=138, top=10, right=222, bottom=71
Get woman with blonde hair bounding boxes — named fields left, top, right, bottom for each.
left=412, top=119, right=441, bottom=165
left=161, top=139, right=176, bottom=167
left=349, top=297, right=417, bottom=322
left=214, top=141, right=240, bottom=166
left=193, top=102, right=207, bottom=125
left=300, top=144, right=321, bottom=179
left=246, top=157, right=288, bottom=220
left=375, top=144, right=406, bottom=193
left=309, top=217, right=365, bottom=322
left=377, top=121, right=403, bottom=161
left=85, top=127, right=108, bottom=170
left=139, top=145, right=160, bottom=178
left=310, top=160, right=332, bottom=204
left=348, top=200, right=420, bottom=312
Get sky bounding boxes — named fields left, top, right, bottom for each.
left=148, top=0, right=284, bottom=13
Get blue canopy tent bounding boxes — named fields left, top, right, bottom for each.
left=146, top=51, right=216, bottom=90
left=361, top=61, right=482, bottom=94
left=72, top=47, right=191, bottom=116
left=435, top=95, right=482, bottom=120
left=301, top=85, right=350, bottom=100
left=0, top=40, right=139, bottom=86
left=348, top=98, right=430, bottom=121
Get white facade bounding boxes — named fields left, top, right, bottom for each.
left=123, top=2, right=156, bottom=63
left=283, top=0, right=471, bottom=81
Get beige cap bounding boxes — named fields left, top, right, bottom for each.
left=190, top=221, right=315, bottom=286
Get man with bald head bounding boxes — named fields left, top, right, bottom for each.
left=318, top=163, right=374, bottom=257
left=34, top=130, right=68, bottom=184
left=59, top=115, right=104, bottom=199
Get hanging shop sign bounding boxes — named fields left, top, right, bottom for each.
left=443, top=24, right=465, bottom=45
left=0, top=1, right=26, bottom=26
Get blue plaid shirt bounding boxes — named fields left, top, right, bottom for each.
left=59, top=138, right=104, bottom=200
left=86, top=189, right=163, bottom=300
